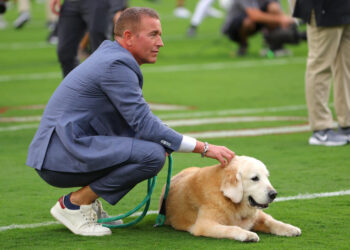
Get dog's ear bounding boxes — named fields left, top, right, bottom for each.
left=220, top=167, right=243, bottom=203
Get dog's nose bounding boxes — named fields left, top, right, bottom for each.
left=268, top=190, right=277, bottom=200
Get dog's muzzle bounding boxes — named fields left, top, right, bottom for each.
left=249, top=190, right=277, bottom=209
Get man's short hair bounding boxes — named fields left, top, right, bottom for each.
left=114, top=7, right=160, bottom=37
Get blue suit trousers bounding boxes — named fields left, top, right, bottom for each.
left=36, top=132, right=166, bottom=205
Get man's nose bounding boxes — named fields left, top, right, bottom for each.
left=157, top=36, right=164, bottom=47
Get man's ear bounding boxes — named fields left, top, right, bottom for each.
left=220, top=167, right=243, bottom=203
left=123, top=30, right=134, bottom=46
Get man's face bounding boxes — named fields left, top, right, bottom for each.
left=129, top=16, right=164, bottom=65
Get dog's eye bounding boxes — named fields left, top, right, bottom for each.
left=251, top=176, right=259, bottom=182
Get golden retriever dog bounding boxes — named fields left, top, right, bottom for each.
left=160, top=155, right=301, bottom=242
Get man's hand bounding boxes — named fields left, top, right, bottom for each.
left=193, top=141, right=235, bottom=167
left=279, top=15, right=294, bottom=29
left=205, top=144, right=235, bottom=167
left=50, top=0, right=61, bottom=15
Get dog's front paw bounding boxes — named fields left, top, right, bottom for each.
left=287, top=225, right=302, bottom=236
left=279, top=224, right=302, bottom=237
left=238, top=231, right=259, bottom=242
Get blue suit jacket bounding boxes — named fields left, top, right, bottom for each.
left=26, top=41, right=183, bottom=172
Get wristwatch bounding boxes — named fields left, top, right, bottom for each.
left=201, top=142, right=209, bottom=158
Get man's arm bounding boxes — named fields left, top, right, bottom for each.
left=245, top=6, right=294, bottom=28
left=101, top=63, right=235, bottom=166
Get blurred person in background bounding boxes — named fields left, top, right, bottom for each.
left=293, top=0, right=350, bottom=146
left=13, top=0, right=30, bottom=29
left=46, top=0, right=59, bottom=44
left=0, top=0, right=7, bottom=29
left=174, top=0, right=191, bottom=18
left=222, top=0, right=301, bottom=56
left=187, top=0, right=224, bottom=37
left=50, top=0, right=127, bottom=77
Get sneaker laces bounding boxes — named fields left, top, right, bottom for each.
left=92, top=199, right=123, bottom=225
left=80, top=206, right=98, bottom=226
left=92, top=199, right=109, bottom=219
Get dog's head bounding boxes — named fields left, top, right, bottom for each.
left=220, top=156, right=277, bottom=209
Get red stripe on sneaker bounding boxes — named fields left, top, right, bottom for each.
left=58, top=196, right=65, bottom=209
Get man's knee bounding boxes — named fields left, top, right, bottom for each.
left=130, top=140, right=166, bottom=175
left=146, top=144, right=166, bottom=175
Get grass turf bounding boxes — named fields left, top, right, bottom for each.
left=1, top=0, right=350, bottom=249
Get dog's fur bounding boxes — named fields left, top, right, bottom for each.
left=160, top=155, right=301, bottom=242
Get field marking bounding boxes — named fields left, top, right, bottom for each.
left=184, top=124, right=311, bottom=138
left=0, top=119, right=311, bottom=136
left=158, top=104, right=308, bottom=119
left=0, top=104, right=190, bottom=115
left=0, top=30, right=220, bottom=50
left=143, top=57, right=305, bottom=73
left=0, top=72, right=61, bottom=82
left=0, top=116, right=42, bottom=123
left=0, top=103, right=307, bottom=117
left=275, top=190, right=350, bottom=202
left=0, top=41, right=53, bottom=50
left=0, top=124, right=39, bottom=132
left=184, top=121, right=337, bottom=139
left=0, top=57, right=305, bottom=82
left=165, top=116, right=307, bottom=127
left=1, top=189, right=349, bottom=232
left=0, top=115, right=306, bottom=124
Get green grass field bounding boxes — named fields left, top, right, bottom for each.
left=1, top=1, right=350, bottom=249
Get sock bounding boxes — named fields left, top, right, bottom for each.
left=63, top=193, right=80, bottom=210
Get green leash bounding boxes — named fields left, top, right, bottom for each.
left=154, top=154, right=172, bottom=227
left=98, top=155, right=173, bottom=228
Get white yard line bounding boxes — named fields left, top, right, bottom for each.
left=143, top=57, right=305, bottom=73
left=0, top=58, right=305, bottom=82
left=0, top=116, right=42, bottom=123
left=0, top=124, right=39, bottom=132
left=0, top=117, right=310, bottom=135
left=0, top=41, right=53, bottom=50
left=0, top=115, right=306, bottom=124
left=184, top=124, right=312, bottom=138
left=150, top=103, right=191, bottom=111
left=1, top=189, right=349, bottom=232
left=158, top=105, right=308, bottom=119
left=275, top=190, right=350, bottom=202
left=165, top=116, right=307, bottom=127
left=0, top=72, right=61, bottom=82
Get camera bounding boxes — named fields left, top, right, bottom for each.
left=263, top=23, right=307, bottom=51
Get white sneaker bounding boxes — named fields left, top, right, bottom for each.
left=174, top=7, right=191, bottom=19
left=309, top=129, right=348, bottom=146
left=50, top=197, right=112, bottom=236
left=92, top=199, right=123, bottom=226
left=338, top=126, right=350, bottom=142
left=13, top=11, right=30, bottom=29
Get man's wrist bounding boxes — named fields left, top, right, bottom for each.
left=178, top=135, right=196, bottom=152
left=201, top=142, right=209, bottom=158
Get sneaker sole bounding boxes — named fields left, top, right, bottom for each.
left=309, top=137, right=348, bottom=146
left=50, top=202, right=111, bottom=236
